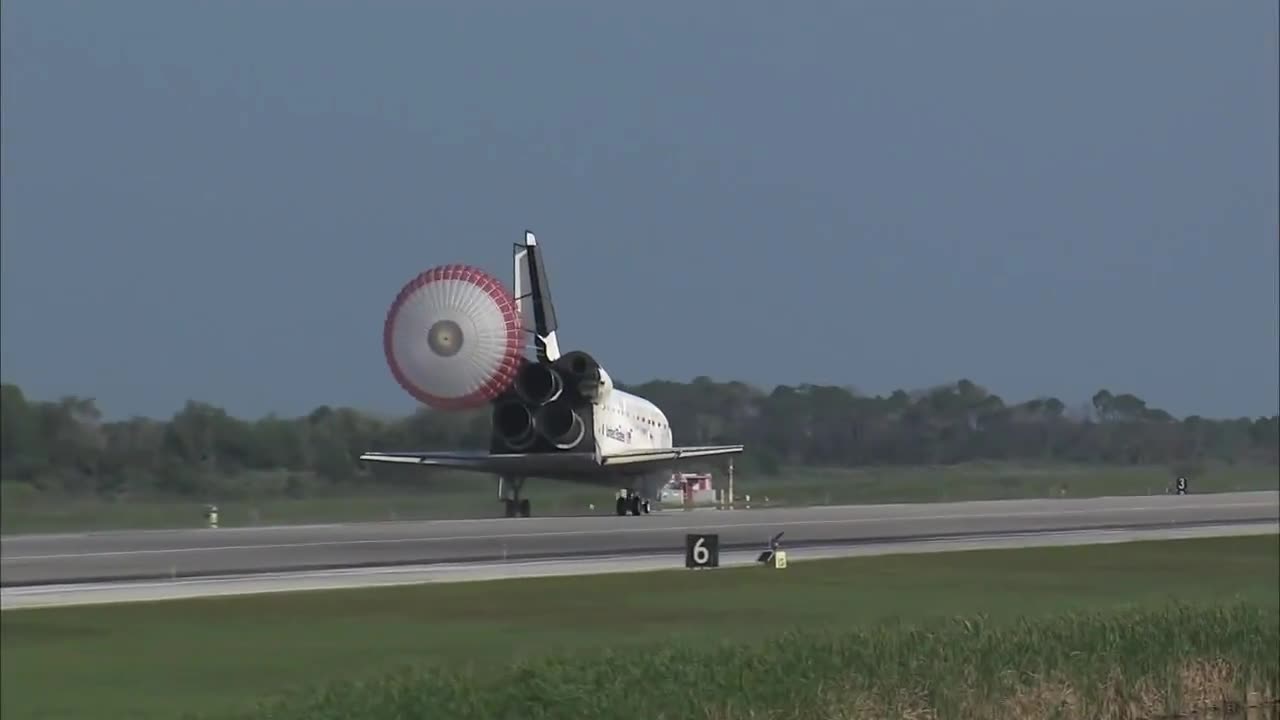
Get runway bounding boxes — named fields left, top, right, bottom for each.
left=4, top=521, right=1276, bottom=611
left=3, top=491, right=1276, bottom=588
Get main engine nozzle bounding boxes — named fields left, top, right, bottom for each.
left=494, top=400, right=536, bottom=450
left=515, top=361, right=563, bottom=406
left=534, top=400, right=586, bottom=450
left=382, top=264, right=525, bottom=411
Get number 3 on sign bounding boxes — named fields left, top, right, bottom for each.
left=686, top=533, right=719, bottom=569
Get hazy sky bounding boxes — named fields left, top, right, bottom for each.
left=3, top=1, right=1277, bottom=421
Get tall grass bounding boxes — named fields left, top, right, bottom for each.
left=226, top=603, right=1278, bottom=720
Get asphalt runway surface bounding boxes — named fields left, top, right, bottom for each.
left=5, top=521, right=1275, bottom=610
left=3, top=491, right=1276, bottom=587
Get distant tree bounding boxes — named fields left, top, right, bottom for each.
left=0, top=378, right=1275, bottom=500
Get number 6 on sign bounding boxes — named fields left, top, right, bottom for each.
left=685, top=533, right=719, bottom=569
left=693, top=538, right=710, bottom=564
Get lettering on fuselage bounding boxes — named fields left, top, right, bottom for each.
left=604, top=425, right=633, bottom=444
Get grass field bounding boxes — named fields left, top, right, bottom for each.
left=3, top=460, right=1275, bottom=534
left=2, top=534, right=1276, bottom=719
left=241, top=604, right=1280, bottom=720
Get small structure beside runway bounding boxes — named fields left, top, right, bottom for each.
left=662, top=472, right=718, bottom=507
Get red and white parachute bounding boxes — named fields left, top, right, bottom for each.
left=381, top=264, right=525, bottom=410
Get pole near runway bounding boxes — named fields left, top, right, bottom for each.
left=728, top=457, right=735, bottom=510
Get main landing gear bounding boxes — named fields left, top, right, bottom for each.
left=501, top=477, right=531, bottom=518
left=615, top=490, right=651, bottom=517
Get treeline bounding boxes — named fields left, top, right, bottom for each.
left=1, top=379, right=1276, bottom=499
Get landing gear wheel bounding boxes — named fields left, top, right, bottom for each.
left=628, top=495, right=642, bottom=516
left=615, top=497, right=627, bottom=516
left=519, top=499, right=531, bottom=518
left=641, top=500, right=651, bottom=514
left=504, top=499, right=516, bottom=518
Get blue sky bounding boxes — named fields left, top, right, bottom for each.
left=2, top=1, right=1276, bottom=421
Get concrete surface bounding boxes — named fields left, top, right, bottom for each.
left=3, top=521, right=1275, bottom=610
left=3, top=491, right=1275, bottom=586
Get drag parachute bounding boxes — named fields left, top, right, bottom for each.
left=382, top=264, right=525, bottom=410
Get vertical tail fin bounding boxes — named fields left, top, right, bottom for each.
left=513, top=230, right=561, bottom=362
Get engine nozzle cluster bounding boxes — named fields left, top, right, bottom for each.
left=493, top=359, right=590, bottom=452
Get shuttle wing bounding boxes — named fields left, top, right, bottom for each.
left=597, top=445, right=745, bottom=466
left=358, top=450, right=600, bottom=475
left=358, top=444, right=744, bottom=476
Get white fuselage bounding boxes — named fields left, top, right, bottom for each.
left=591, top=388, right=673, bottom=456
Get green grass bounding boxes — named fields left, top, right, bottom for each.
left=4, top=460, right=1275, bottom=534
left=237, top=604, right=1280, bottom=720
left=2, top=534, right=1276, bottom=720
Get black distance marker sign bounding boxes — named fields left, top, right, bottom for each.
left=685, top=533, right=719, bottom=569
